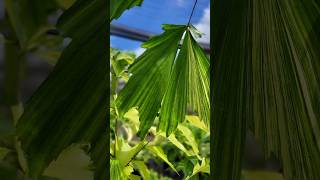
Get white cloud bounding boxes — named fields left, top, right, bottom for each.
left=176, top=0, right=186, bottom=7
left=194, top=6, right=210, bottom=44
left=133, top=47, right=145, bottom=57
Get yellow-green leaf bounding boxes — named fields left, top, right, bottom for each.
left=146, top=146, right=178, bottom=174
left=186, top=115, right=208, bottom=133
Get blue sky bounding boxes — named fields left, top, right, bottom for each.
left=110, top=0, right=210, bottom=55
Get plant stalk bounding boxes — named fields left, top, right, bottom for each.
left=187, top=0, right=198, bottom=26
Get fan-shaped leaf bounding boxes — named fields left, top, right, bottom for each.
left=115, top=24, right=186, bottom=138
left=213, top=0, right=320, bottom=179
left=251, top=1, right=320, bottom=179
left=213, top=0, right=253, bottom=179
left=116, top=25, right=210, bottom=138
left=159, top=30, right=210, bottom=136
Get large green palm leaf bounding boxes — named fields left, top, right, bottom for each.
left=213, top=0, right=320, bottom=179
left=116, top=25, right=210, bottom=138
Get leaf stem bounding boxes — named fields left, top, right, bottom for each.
left=111, top=62, right=118, bottom=97
left=126, top=139, right=151, bottom=166
left=111, top=63, right=119, bottom=158
left=114, top=117, right=118, bottom=159
left=187, top=0, right=198, bottom=26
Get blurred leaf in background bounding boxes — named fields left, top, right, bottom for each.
left=43, top=145, right=93, bottom=180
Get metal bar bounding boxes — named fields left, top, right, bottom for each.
left=110, top=24, right=210, bottom=53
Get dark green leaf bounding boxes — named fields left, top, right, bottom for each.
left=55, top=0, right=76, bottom=9
left=110, top=0, right=143, bottom=21
left=213, top=0, right=320, bottom=179
left=251, top=1, right=320, bottom=179
left=242, top=170, right=283, bottom=180
left=3, top=40, right=23, bottom=105
left=16, top=0, right=107, bottom=177
left=212, top=0, right=251, bottom=179
left=0, top=160, right=21, bottom=179
left=88, top=133, right=107, bottom=180
left=57, top=0, right=106, bottom=39
left=17, top=28, right=106, bottom=177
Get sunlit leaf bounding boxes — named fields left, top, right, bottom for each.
left=129, top=174, right=141, bottom=180
left=185, top=158, right=210, bottom=180
left=146, top=146, right=178, bottom=174
left=167, top=134, right=192, bottom=156
left=177, top=124, right=200, bottom=157
left=159, top=29, right=210, bottom=136
left=110, top=159, right=127, bottom=180
left=124, top=108, right=140, bottom=133
left=116, top=25, right=209, bottom=138
left=132, top=160, right=150, bottom=179
left=116, top=138, right=148, bottom=167
left=111, top=48, right=135, bottom=79
left=123, top=165, right=134, bottom=177
left=186, top=115, right=208, bottom=133
left=116, top=24, right=186, bottom=138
